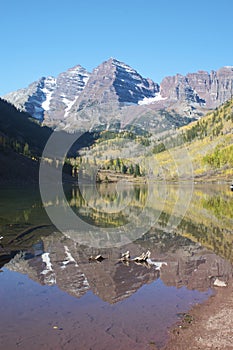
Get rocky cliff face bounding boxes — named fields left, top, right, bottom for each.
left=64, top=58, right=160, bottom=131
left=2, top=60, right=233, bottom=132
left=160, top=74, right=205, bottom=104
left=44, top=65, right=90, bottom=127
left=71, top=58, right=159, bottom=110
left=160, top=66, right=233, bottom=108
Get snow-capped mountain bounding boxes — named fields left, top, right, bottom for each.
left=2, top=59, right=233, bottom=132
left=62, top=58, right=161, bottom=131
left=70, top=58, right=159, bottom=110
left=3, top=58, right=161, bottom=130
left=3, top=65, right=90, bottom=125
left=2, top=77, right=56, bottom=121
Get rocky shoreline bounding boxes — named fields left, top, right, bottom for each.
left=162, top=280, right=233, bottom=350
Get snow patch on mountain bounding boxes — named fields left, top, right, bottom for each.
left=41, top=77, right=57, bottom=111
left=138, top=92, right=167, bottom=105
left=63, top=96, right=80, bottom=118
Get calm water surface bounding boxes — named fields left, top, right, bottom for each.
left=0, top=183, right=232, bottom=350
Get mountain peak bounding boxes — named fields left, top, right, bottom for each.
left=66, top=64, right=90, bottom=74
left=66, top=57, right=159, bottom=119
left=106, top=57, right=136, bottom=72
left=97, top=58, right=135, bottom=72
left=2, top=60, right=233, bottom=132
left=105, top=57, right=120, bottom=64
left=2, top=64, right=90, bottom=124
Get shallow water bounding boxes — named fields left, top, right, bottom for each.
left=0, top=183, right=232, bottom=349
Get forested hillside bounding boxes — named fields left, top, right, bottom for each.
left=152, top=98, right=233, bottom=181
left=0, top=99, right=53, bottom=183
left=66, top=99, right=233, bottom=183
left=0, top=98, right=52, bottom=157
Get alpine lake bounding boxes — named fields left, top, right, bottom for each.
left=0, top=182, right=232, bottom=350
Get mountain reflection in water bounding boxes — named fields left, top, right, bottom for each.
left=0, top=184, right=232, bottom=349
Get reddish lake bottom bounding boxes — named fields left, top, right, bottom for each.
left=0, top=268, right=212, bottom=350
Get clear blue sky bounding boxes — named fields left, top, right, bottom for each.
left=1, top=0, right=233, bottom=95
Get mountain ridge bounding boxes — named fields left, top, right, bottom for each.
left=2, top=59, right=233, bottom=133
